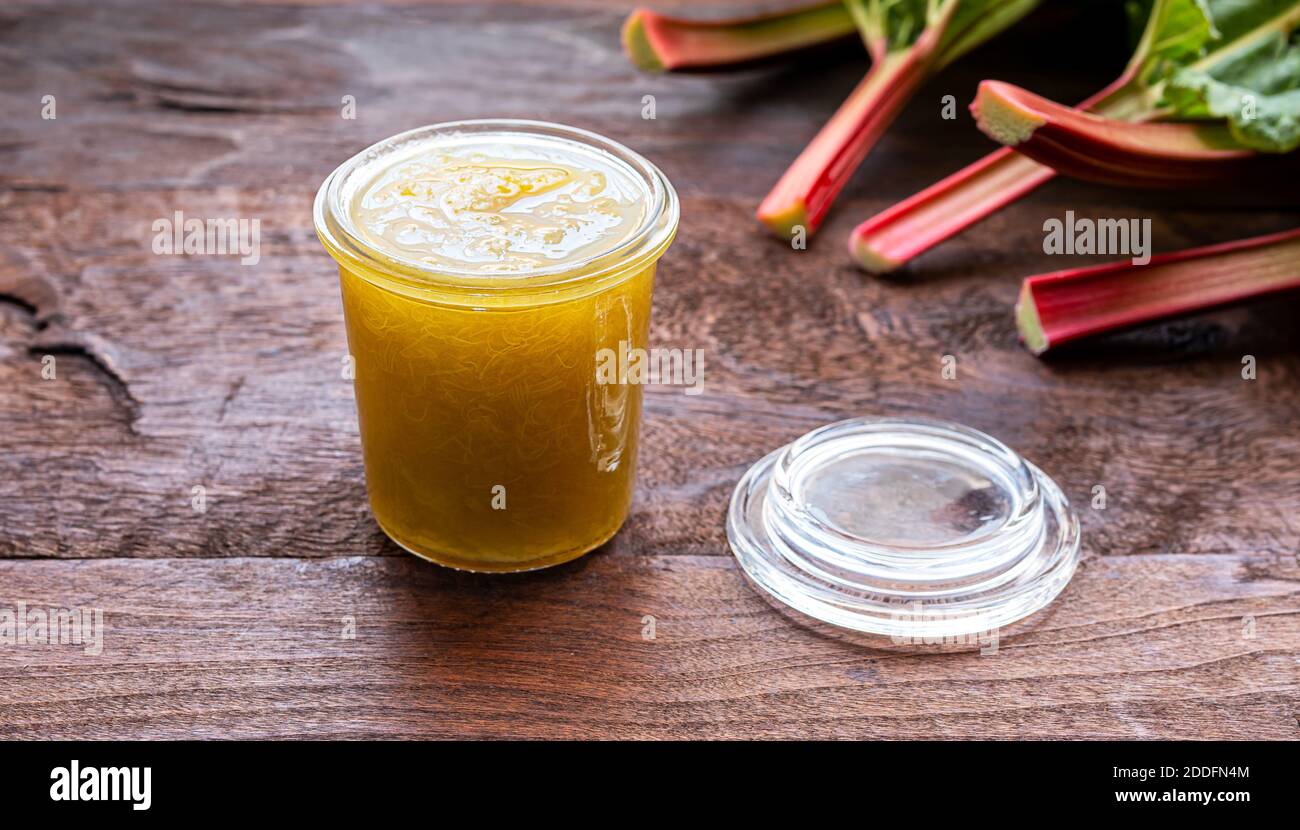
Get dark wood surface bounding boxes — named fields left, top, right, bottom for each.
left=1, top=0, right=1297, bottom=739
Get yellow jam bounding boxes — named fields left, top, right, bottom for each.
left=349, top=145, right=647, bottom=274
left=316, top=123, right=676, bottom=571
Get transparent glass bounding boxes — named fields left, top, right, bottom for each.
left=315, top=121, right=679, bottom=571
left=728, top=417, right=1081, bottom=637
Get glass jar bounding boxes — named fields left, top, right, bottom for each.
left=314, top=121, right=679, bottom=571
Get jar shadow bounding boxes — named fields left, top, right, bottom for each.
left=366, top=528, right=622, bottom=662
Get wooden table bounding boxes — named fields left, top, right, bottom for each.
left=2, top=0, right=1297, bottom=739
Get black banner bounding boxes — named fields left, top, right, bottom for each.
left=0, top=741, right=1284, bottom=817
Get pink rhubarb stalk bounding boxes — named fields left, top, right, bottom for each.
left=756, top=45, right=934, bottom=238
left=622, top=2, right=857, bottom=72
left=972, top=80, right=1263, bottom=187
left=1016, top=227, right=1300, bottom=355
left=849, top=75, right=1145, bottom=272
left=849, top=146, right=1053, bottom=272
left=850, top=0, right=1300, bottom=272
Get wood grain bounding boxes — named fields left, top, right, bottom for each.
left=1, top=0, right=1297, bottom=738
left=1, top=552, right=1295, bottom=739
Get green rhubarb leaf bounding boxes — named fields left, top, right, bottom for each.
left=1112, top=0, right=1300, bottom=150
left=1128, top=0, right=1218, bottom=87
left=842, top=0, right=1040, bottom=62
left=1166, top=16, right=1300, bottom=150
left=1120, top=0, right=1300, bottom=90
left=935, top=0, right=1041, bottom=68
left=844, top=0, right=929, bottom=53
left=1200, top=0, right=1298, bottom=41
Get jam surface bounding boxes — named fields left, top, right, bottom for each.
left=348, top=135, right=648, bottom=275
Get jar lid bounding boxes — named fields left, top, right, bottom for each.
left=727, top=417, right=1081, bottom=638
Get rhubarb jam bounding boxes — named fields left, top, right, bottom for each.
left=314, top=122, right=678, bottom=571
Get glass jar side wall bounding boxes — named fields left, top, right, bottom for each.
left=339, top=263, right=657, bottom=572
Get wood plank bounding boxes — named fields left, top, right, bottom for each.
left=0, top=554, right=1295, bottom=739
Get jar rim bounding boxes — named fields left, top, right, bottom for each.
left=313, top=119, right=679, bottom=293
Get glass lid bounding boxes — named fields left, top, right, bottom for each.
left=726, top=417, right=1081, bottom=638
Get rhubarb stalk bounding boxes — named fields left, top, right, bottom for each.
left=1016, top=227, right=1300, bottom=355
left=757, top=0, right=1041, bottom=240
left=757, top=47, right=934, bottom=238
left=849, top=0, right=1300, bottom=272
left=972, top=80, right=1268, bottom=187
left=848, top=78, right=1141, bottom=271
left=622, top=2, right=857, bottom=73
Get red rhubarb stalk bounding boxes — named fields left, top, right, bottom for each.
left=847, top=0, right=1300, bottom=272
left=849, top=146, right=1052, bottom=272
left=756, top=0, right=1041, bottom=240
left=972, top=80, right=1264, bottom=187
left=1016, top=227, right=1300, bottom=355
left=756, top=47, right=933, bottom=238
left=622, top=2, right=857, bottom=72
left=848, top=69, right=1149, bottom=272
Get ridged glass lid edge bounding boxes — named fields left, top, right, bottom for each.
left=726, top=417, right=1082, bottom=639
